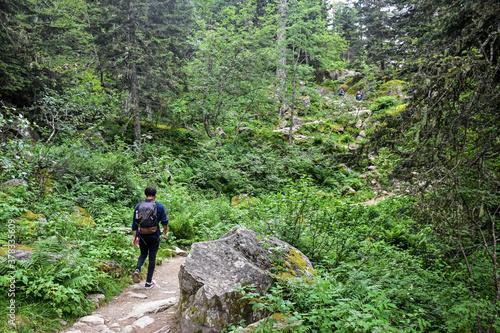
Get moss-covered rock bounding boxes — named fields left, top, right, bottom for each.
left=97, top=260, right=122, bottom=276
left=373, top=80, right=408, bottom=100
left=230, top=194, right=257, bottom=206
left=71, top=206, right=96, bottom=226
left=1, top=179, right=28, bottom=190
left=386, top=103, right=408, bottom=116
left=36, top=168, right=55, bottom=196
left=178, top=227, right=315, bottom=333
left=0, top=245, right=35, bottom=257
left=16, top=211, right=47, bottom=240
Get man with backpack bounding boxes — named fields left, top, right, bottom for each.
left=131, top=186, right=169, bottom=289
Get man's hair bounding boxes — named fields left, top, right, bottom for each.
left=145, top=186, right=157, bottom=197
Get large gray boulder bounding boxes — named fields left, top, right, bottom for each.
left=178, top=227, right=314, bottom=333
left=1, top=179, right=28, bottom=190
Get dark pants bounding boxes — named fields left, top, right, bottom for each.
left=135, top=237, right=160, bottom=283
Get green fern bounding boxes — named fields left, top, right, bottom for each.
left=384, top=225, right=408, bottom=245
left=15, top=259, right=33, bottom=270
left=34, top=236, right=65, bottom=253
left=0, top=232, right=7, bottom=244
left=30, top=251, right=56, bottom=269
left=63, top=274, right=97, bottom=292
left=0, top=257, right=10, bottom=275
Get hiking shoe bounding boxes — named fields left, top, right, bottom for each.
left=133, top=269, right=140, bottom=283
left=145, top=280, right=156, bottom=290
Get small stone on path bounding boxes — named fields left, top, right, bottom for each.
left=173, top=246, right=188, bottom=257
left=132, top=315, right=155, bottom=329
left=94, top=324, right=112, bottom=332
left=87, top=293, right=106, bottom=308
left=127, top=291, right=149, bottom=299
left=126, top=297, right=178, bottom=319
left=80, top=315, right=105, bottom=325
left=122, top=326, right=133, bottom=333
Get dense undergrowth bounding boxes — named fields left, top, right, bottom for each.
left=0, top=77, right=496, bottom=333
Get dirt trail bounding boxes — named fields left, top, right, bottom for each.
left=61, top=256, right=185, bottom=333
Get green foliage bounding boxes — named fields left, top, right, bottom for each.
left=11, top=242, right=98, bottom=318
left=250, top=267, right=432, bottom=332
left=34, top=82, right=121, bottom=143
left=0, top=186, right=28, bottom=226
left=0, top=120, right=36, bottom=182
left=46, top=142, right=139, bottom=212
left=187, top=0, right=276, bottom=138
left=369, top=96, right=399, bottom=113
left=363, top=1, right=500, bottom=330
left=164, top=188, right=233, bottom=244
left=172, top=141, right=367, bottom=197
left=94, top=0, right=194, bottom=130
left=321, top=79, right=338, bottom=91
left=240, top=195, right=488, bottom=332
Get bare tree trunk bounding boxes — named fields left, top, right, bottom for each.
left=289, top=42, right=301, bottom=146
left=203, top=115, right=212, bottom=138
left=476, top=209, right=500, bottom=332
left=122, top=92, right=131, bottom=118
left=457, top=231, right=485, bottom=333
left=146, top=101, right=152, bottom=120
left=276, top=0, right=287, bottom=118
left=202, top=97, right=213, bottom=138
left=129, top=1, right=141, bottom=147
left=131, top=61, right=140, bottom=147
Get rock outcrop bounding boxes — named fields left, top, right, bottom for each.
left=1, top=179, right=28, bottom=189
left=178, top=227, right=314, bottom=333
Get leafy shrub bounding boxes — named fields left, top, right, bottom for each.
left=47, top=143, right=139, bottom=212
left=13, top=241, right=99, bottom=318
left=369, top=96, right=399, bottom=112
left=0, top=186, right=28, bottom=225
left=249, top=267, right=431, bottom=333
left=169, top=210, right=196, bottom=242
left=164, top=188, right=233, bottom=244
left=241, top=178, right=348, bottom=262
left=375, top=79, right=407, bottom=98
left=321, top=79, right=338, bottom=91
left=301, top=122, right=321, bottom=132
left=0, top=137, right=37, bottom=183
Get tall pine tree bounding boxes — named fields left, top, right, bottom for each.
left=95, top=0, right=193, bottom=145
left=354, top=0, right=397, bottom=72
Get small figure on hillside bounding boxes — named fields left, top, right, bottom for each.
left=132, top=186, right=169, bottom=289
left=338, top=87, right=345, bottom=98
left=355, top=90, right=363, bottom=108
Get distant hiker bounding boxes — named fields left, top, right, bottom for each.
left=338, top=87, right=345, bottom=98
left=356, top=90, right=363, bottom=108
left=132, top=186, right=169, bottom=289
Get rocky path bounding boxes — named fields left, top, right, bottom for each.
left=62, top=256, right=185, bottom=333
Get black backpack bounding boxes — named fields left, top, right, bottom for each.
left=135, top=201, right=158, bottom=235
